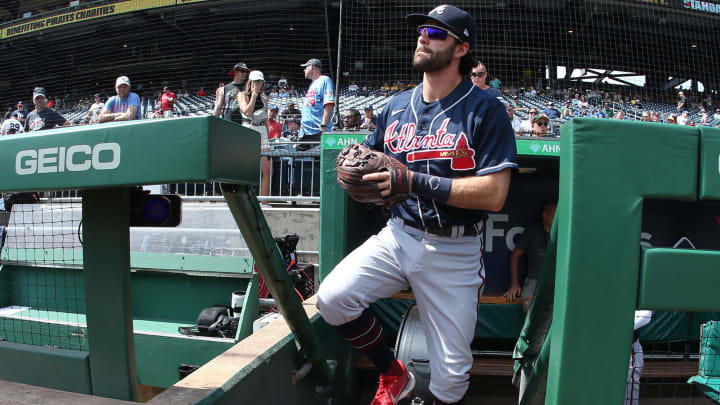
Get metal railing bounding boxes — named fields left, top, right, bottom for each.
left=43, top=141, right=322, bottom=204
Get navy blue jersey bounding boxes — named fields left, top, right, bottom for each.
left=363, top=80, right=517, bottom=228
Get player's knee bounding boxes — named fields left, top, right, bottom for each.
left=316, top=282, right=357, bottom=325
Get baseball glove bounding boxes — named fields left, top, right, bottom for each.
left=336, top=143, right=411, bottom=207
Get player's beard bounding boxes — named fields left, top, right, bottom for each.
left=412, top=43, right=455, bottom=73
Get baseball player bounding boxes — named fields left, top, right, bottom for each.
left=1, top=112, right=25, bottom=135
left=316, top=5, right=518, bottom=405
left=627, top=310, right=653, bottom=405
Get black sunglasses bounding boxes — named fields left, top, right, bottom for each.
left=471, top=72, right=486, bottom=78
left=535, top=122, right=548, bottom=127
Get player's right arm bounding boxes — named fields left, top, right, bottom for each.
left=213, top=86, right=224, bottom=117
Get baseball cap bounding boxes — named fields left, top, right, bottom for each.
left=533, top=113, right=550, bottom=123
left=270, top=104, right=279, bottom=111
left=115, top=76, right=131, bottom=88
left=163, top=86, right=169, bottom=91
left=94, top=93, right=102, bottom=98
left=32, top=87, right=47, bottom=101
left=228, top=62, right=250, bottom=77
left=300, top=58, right=322, bottom=68
left=406, top=5, right=476, bottom=47
left=16, top=101, right=23, bottom=106
left=249, top=70, right=265, bottom=82
left=364, top=105, right=373, bottom=111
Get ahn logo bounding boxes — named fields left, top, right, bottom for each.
left=15, top=142, right=121, bottom=175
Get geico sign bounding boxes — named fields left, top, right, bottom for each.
left=15, top=143, right=121, bottom=175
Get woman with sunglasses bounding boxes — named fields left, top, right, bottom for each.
left=237, top=70, right=271, bottom=202
left=470, top=61, right=502, bottom=99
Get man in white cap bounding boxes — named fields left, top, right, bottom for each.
left=99, top=75, right=142, bottom=122
left=26, top=87, right=69, bottom=131
left=299, top=58, right=334, bottom=148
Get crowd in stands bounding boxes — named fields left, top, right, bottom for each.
left=2, top=75, right=719, bottom=138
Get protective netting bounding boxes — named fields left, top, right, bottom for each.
left=0, top=201, right=86, bottom=350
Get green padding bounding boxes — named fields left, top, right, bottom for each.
left=640, top=248, right=720, bottom=312
left=687, top=376, right=720, bottom=403
left=699, top=127, right=720, bottom=200
left=0, top=116, right=259, bottom=192
left=0, top=341, right=91, bottom=394
left=699, top=321, right=720, bottom=377
left=550, top=119, right=699, bottom=405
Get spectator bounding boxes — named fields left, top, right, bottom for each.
left=678, top=110, right=689, bottom=125
left=13, top=101, right=29, bottom=128
left=489, top=76, right=502, bottom=90
left=561, top=102, right=572, bottom=119
left=531, top=114, right=550, bottom=137
left=641, top=111, right=651, bottom=122
left=160, top=86, right=177, bottom=118
left=614, top=110, right=625, bottom=120
left=281, top=116, right=300, bottom=140
left=3, top=105, right=13, bottom=121
left=577, top=95, right=589, bottom=109
left=282, top=102, right=301, bottom=124
left=507, top=105, right=522, bottom=134
left=267, top=105, right=282, bottom=140
left=278, top=87, right=289, bottom=98
left=299, top=58, right=335, bottom=148
left=576, top=105, right=589, bottom=117
left=700, top=112, right=712, bottom=126
left=360, top=105, right=377, bottom=130
left=238, top=70, right=271, bottom=201
left=26, top=87, right=69, bottom=131
left=99, top=76, right=142, bottom=122
left=278, top=75, right=288, bottom=88
left=543, top=102, right=560, bottom=119
left=86, top=94, right=105, bottom=123
left=503, top=201, right=557, bottom=312
left=214, top=62, right=250, bottom=123
left=520, top=108, right=538, bottom=134
left=348, top=81, right=359, bottom=93
left=667, top=114, right=678, bottom=124
left=180, top=89, right=189, bottom=97
left=652, top=112, right=661, bottom=122
left=342, top=108, right=361, bottom=130
left=196, top=88, right=208, bottom=97
left=1, top=111, right=25, bottom=135
left=470, top=61, right=502, bottom=98
left=677, top=91, right=688, bottom=112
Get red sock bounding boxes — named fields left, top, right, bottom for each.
left=385, top=359, right=403, bottom=376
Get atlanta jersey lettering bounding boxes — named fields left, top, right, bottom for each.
left=363, top=80, right=517, bottom=228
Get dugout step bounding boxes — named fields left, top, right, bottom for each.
left=391, top=290, right=522, bottom=305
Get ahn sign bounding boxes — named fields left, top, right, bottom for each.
left=15, top=143, right=121, bottom=175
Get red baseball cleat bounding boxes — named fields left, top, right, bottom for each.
left=370, top=360, right=415, bottom=405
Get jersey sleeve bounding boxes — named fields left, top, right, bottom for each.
left=321, top=77, right=335, bottom=105
left=104, top=96, right=116, bottom=112
left=474, top=103, right=518, bottom=176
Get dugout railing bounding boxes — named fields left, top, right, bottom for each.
left=514, top=119, right=720, bottom=404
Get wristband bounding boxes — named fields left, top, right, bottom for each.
left=411, top=172, right=452, bottom=203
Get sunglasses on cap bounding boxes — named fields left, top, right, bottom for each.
left=417, top=25, right=460, bottom=41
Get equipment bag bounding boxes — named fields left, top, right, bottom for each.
left=178, top=306, right=238, bottom=338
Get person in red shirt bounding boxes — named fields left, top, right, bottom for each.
left=196, top=88, right=208, bottom=97
left=267, top=105, right=282, bottom=140
left=160, top=86, right=176, bottom=118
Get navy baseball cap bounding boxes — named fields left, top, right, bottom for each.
left=406, top=5, right=476, bottom=47
left=270, top=105, right=279, bottom=111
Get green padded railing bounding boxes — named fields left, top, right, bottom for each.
left=515, top=119, right=720, bottom=405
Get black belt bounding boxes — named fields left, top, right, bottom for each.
left=405, top=222, right=480, bottom=238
